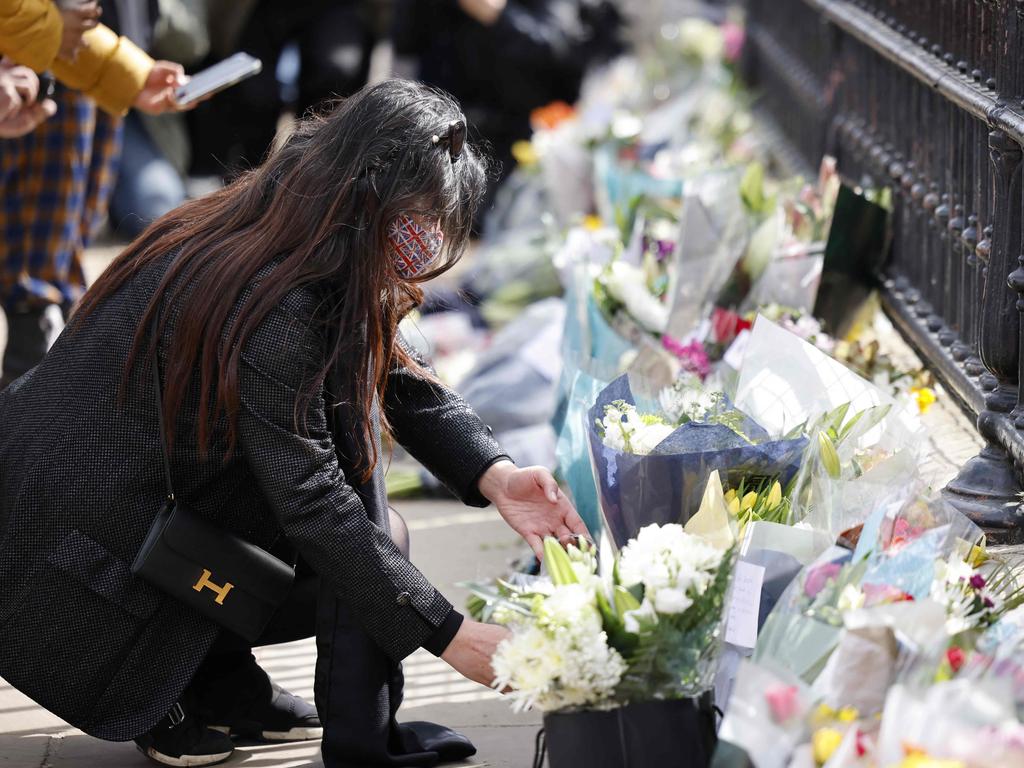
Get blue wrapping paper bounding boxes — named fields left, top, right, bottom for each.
left=587, top=375, right=807, bottom=548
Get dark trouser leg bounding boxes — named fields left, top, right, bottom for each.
left=315, top=508, right=438, bottom=767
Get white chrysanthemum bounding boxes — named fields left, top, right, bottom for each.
left=492, top=597, right=627, bottom=712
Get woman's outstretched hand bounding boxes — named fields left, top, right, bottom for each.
left=441, top=618, right=509, bottom=687
left=478, top=460, right=590, bottom=560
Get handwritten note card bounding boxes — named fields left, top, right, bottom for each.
left=725, top=560, right=766, bottom=649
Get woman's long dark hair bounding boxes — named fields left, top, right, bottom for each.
left=75, top=80, right=488, bottom=479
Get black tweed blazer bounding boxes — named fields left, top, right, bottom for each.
left=0, top=252, right=505, bottom=740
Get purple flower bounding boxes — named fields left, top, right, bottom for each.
left=984, top=596, right=995, bottom=609
left=969, top=573, right=986, bottom=590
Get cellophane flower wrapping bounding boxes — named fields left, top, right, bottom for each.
left=735, top=315, right=923, bottom=529
left=717, top=660, right=815, bottom=768
left=752, top=546, right=864, bottom=684
left=587, top=373, right=806, bottom=549
left=553, top=230, right=635, bottom=533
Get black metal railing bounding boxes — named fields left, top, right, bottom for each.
left=743, top=0, right=1024, bottom=541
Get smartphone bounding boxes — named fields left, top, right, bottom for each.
left=37, top=73, right=56, bottom=102
left=174, top=53, right=262, bottom=107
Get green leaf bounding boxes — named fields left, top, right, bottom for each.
left=614, top=584, right=642, bottom=615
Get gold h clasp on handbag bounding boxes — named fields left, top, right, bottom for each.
left=192, top=569, right=234, bottom=605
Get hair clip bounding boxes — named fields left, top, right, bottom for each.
left=432, top=119, right=466, bottom=162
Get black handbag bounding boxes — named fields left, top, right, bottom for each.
left=131, top=341, right=295, bottom=643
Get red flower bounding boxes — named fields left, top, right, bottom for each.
left=711, top=307, right=751, bottom=345
left=946, top=646, right=966, bottom=673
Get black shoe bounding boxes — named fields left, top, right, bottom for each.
left=134, top=703, right=234, bottom=767
left=209, top=681, right=322, bottom=742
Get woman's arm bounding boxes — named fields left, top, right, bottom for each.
left=237, top=298, right=456, bottom=661
left=384, top=334, right=510, bottom=506
left=385, top=337, right=589, bottom=556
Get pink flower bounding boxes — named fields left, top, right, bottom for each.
left=969, top=573, right=986, bottom=590
left=764, top=684, right=800, bottom=724
left=804, top=562, right=842, bottom=598
left=722, top=22, right=745, bottom=63
left=662, top=336, right=711, bottom=380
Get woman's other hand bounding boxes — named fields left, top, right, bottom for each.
left=58, top=1, right=101, bottom=61
left=479, top=460, right=590, bottom=560
left=440, top=618, right=509, bottom=687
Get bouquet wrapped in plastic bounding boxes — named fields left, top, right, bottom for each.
left=587, top=373, right=806, bottom=548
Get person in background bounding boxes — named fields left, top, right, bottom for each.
left=393, top=0, right=622, bottom=207
left=0, top=0, right=186, bottom=388
left=187, top=0, right=378, bottom=178
left=108, top=0, right=210, bottom=238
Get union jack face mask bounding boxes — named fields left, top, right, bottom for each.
left=387, top=214, right=444, bottom=279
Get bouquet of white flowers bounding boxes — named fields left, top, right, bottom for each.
left=474, top=525, right=733, bottom=767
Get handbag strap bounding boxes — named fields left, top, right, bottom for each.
left=151, top=314, right=176, bottom=503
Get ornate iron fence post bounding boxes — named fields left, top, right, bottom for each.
left=942, top=130, right=1024, bottom=539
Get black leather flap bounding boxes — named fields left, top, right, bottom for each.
left=159, top=504, right=294, bottom=605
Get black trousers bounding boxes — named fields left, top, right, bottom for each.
left=187, top=514, right=449, bottom=767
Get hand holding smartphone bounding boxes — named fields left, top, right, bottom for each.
left=174, top=53, right=262, bottom=108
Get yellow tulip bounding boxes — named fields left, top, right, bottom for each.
left=741, top=491, right=758, bottom=511
left=724, top=489, right=737, bottom=503
left=767, top=481, right=782, bottom=509
left=811, top=728, right=843, bottom=765
left=727, top=497, right=741, bottom=516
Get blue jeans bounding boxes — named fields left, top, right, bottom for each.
left=109, top=113, right=186, bottom=239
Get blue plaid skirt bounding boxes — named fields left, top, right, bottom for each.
left=0, top=84, right=124, bottom=311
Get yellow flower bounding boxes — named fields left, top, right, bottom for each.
left=511, top=140, right=538, bottom=168
left=767, top=481, right=782, bottom=509
left=582, top=214, right=604, bottom=231
left=968, top=543, right=988, bottom=568
left=727, top=497, right=740, bottom=517
left=836, top=706, right=858, bottom=723
left=898, top=753, right=965, bottom=768
left=724, top=489, right=737, bottom=503
left=911, top=386, right=937, bottom=414
left=812, top=728, right=844, bottom=765
left=741, top=491, right=758, bottom=512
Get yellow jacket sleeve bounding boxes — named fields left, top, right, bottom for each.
left=51, top=24, right=153, bottom=116
left=0, top=0, right=63, bottom=72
